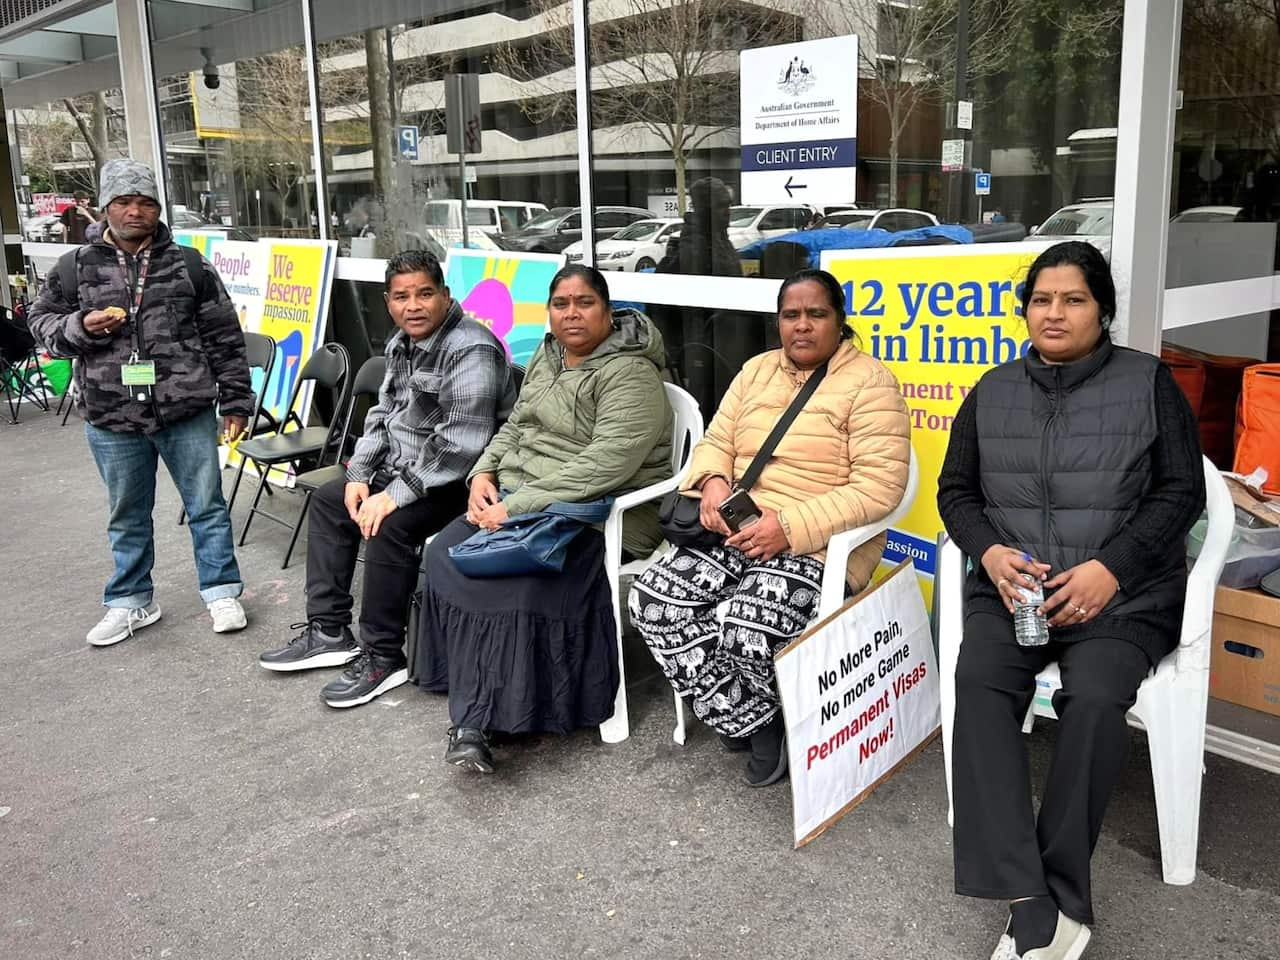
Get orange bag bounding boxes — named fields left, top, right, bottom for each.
left=1162, top=343, right=1256, bottom=468
left=1234, top=364, right=1280, bottom=496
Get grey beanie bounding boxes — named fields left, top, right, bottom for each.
left=98, top=158, right=160, bottom=209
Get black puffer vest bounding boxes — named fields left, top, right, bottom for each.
left=973, top=336, right=1185, bottom=622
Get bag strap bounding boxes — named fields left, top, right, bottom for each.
left=541, top=496, right=616, bottom=524
left=737, top=360, right=830, bottom=492
left=179, top=244, right=207, bottom=298
left=55, top=249, right=80, bottom=309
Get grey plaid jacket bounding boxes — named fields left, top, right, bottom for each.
left=346, top=300, right=515, bottom=506
left=28, top=221, right=252, bottom=434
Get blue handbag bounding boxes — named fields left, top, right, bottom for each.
left=447, top=498, right=615, bottom=578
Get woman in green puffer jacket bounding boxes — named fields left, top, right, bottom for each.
left=415, top=265, right=673, bottom=774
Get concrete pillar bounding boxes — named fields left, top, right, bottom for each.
left=113, top=0, right=166, bottom=208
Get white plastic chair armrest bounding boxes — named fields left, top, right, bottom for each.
left=819, top=521, right=893, bottom=616
left=610, top=473, right=686, bottom=513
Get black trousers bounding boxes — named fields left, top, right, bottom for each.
left=952, top=611, right=1153, bottom=926
left=304, top=475, right=465, bottom=659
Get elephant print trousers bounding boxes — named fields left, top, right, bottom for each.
left=629, top=545, right=824, bottom=737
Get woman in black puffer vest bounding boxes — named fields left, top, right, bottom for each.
left=938, top=241, right=1205, bottom=960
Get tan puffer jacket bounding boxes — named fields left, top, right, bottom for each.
left=682, top=340, right=911, bottom=590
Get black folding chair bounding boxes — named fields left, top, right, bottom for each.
left=179, top=331, right=279, bottom=526
left=236, top=343, right=352, bottom=552
left=281, top=354, right=387, bottom=569
left=56, top=361, right=77, bottom=424
left=1, top=308, right=50, bottom=424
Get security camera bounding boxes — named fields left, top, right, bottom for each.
left=201, top=49, right=220, bottom=90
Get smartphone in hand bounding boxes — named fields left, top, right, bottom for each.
left=717, top=489, right=761, bottom=533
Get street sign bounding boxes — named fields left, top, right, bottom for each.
left=739, top=34, right=859, bottom=205
left=445, top=73, right=482, bottom=155
left=397, top=125, right=419, bottom=161
left=975, top=172, right=991, bottom=196
left=957, top=100, right=973, bottom=130
left=941, top=139, right=965, bottom=172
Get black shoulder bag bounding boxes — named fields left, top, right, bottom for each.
left=658, top=360, right=829, bottom=549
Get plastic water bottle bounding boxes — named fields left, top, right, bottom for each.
left=1013, top=573, right=1050, bottom=647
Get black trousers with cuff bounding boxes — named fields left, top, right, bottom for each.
left=952, top=611, right=1153, bottom=926
left=304, top=475, right=465, bottom=660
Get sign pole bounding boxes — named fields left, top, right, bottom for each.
left=459, top=153, right=469, bottom=249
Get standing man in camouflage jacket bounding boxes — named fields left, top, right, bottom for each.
left=29, top=159, right=254, bottom=646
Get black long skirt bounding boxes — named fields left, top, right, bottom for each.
left=414, top=516, right=620, bottom=734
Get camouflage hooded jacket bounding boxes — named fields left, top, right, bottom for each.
left=29, top=221, right=252, bottom=434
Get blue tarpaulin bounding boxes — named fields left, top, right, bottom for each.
left=737, top=225, right=975, bottom=267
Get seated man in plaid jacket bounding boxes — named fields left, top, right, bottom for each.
left=259, top=250, right=515, bottom=708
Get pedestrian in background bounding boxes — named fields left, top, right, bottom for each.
left=59, top=191, right=98, bottom=244
left=29, top=158, right=254, bottom=646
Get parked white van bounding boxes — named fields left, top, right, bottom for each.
left=423, top=199, right=548, bottom=237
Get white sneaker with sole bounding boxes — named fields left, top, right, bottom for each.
left=1022, top=912, right=1091, bottom=960
left=989, top=919, right=1018, bottom=960
left=208, top=597, right=248, bottom=633
left=86, top=602, right=162, bottom=646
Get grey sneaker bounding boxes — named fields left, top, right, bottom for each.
left=208, top=597, right=247, bottom=633
left=1022, top=913, right=1091, bottom=960
left=86, top=602, right=162, bottom=647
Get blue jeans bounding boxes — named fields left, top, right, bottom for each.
left=85, top=407, right=243, bottom=608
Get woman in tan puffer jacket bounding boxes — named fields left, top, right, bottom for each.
left=629, top=268, right=911, bottom=786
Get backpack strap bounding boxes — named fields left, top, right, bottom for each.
left=55, top=248, right=80, bottom=309
left=178, top=243, right=209, bottom=299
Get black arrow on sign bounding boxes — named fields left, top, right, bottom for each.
left=784, top=175, right=807, bottom=198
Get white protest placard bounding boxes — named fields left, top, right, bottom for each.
left=739, top=34, right=859, bottom=205
left=775, top=560, right=940, bottom=847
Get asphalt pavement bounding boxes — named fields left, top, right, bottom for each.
left=2, top=405, right=1277, bottom=960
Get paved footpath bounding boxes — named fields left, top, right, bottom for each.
left=2, top=407, right=1277, bottom=959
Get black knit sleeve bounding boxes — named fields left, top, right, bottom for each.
left=1096, top=364, right=1207, bottom=590
left=937, top=386, right=1004, bottom=563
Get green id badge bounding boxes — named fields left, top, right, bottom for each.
left=121, top=361, right=157, bottom=387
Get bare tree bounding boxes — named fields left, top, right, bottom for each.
left=808, top=0, right=1020, bottom=205
left=495, top=0, right=804, bottom=213
left=1182, top=0, right=1280, bottom=165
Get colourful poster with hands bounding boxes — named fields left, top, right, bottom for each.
left=443, top=249, right=565, bottom=368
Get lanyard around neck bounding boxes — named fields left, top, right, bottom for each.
left=115, top=248, right=152, bottom=322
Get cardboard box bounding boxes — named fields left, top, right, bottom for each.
left=1210, top=586, right=1280, bottom=717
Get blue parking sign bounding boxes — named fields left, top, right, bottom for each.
left=398, top=126, right=419, bottom=161
left=975, top=172, right=991, bottom=196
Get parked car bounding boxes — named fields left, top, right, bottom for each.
left=563, top=218, right=682, bottom=271
left=499, top=205, right=652, bottom=253
left=423, top=198, right=549, bottom=236
left=1026, top=200, right=1113, bottom=259
left=824, top=208, right=939, bottom=232
left=727, top=204, right=815, bottom=248
left=23, top=214, right=62, bottom=243
left=1171, top=205, right=1242, bottom=223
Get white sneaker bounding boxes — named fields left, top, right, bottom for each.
left=208, top=597, right=248, bottom=633
left=86, top=602, right=162, bottom=646
left=990, top=919, right=1019, bottom=960
left=1022, top=913, right=1091, bottom=960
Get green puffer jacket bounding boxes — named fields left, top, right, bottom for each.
left=470, top=308, right=673, bottom=557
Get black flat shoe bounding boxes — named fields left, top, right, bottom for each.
left=743, top=715, right=788, bottom=787
left=445, top=726, right=494, bottom=774
left=718, top=732, right=750, bottom=752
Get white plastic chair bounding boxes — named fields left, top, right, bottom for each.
left=938, top=456, right=1233, bottom=885
left=654, top=446, right=920, bottom=746
left=599, top=383, right=705, bottom=744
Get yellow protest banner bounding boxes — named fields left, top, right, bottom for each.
left=820, top=244, right=1041, bottom=601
